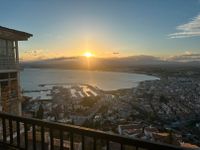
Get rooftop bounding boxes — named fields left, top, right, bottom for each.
left=0, top=26, right=32, bottom=41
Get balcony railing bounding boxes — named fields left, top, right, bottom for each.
left=0, top=112, right=187, bottom=150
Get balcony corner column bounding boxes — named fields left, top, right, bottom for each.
left=15, top=41, right=19, bottom=65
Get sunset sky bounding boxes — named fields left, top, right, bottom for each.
left=1, top=0, right=200, bottom=61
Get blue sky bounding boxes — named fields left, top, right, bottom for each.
left=1, top=0, right=200, bottom=60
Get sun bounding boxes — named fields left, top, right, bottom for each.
left=83, top=52, right=93, bottom=58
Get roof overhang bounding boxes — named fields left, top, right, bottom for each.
left=0, top=26, right=32, bottom=41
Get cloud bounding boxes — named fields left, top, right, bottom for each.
left=168, top=51, right=200, bottom=62
left=113, top=52, right=119, bottom=55
left=20, top=49, right=78, bottom=61
left=43, top=57, right=78, bottom=61
left=20, top=49, right=45, bottom=61
left=169, top=14, right=200, bottom=38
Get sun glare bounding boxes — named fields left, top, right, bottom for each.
left=84, top=52, right=93, bottom=58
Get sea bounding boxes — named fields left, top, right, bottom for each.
left=20, top=68, right=159, bottom=98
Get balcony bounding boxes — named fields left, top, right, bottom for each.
left=0, top=112, right=187, bottom=150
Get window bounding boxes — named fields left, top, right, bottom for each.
left=0, top=73, right=8, bottom=80
left=0, top=39, right=6, bottom=56
left=10, top=72, right=17, bottom=78
left=0, top=39, right=14, bottom=57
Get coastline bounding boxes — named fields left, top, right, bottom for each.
left=21, top=67, right=159, bottom=99
left=22, top=66, right=161, bottom=79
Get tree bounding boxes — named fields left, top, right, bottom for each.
left=36, top=104, right=44, bottom=119
left=159, top=95, right=168, bottom=104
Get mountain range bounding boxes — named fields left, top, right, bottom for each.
left=21, top=55, right=200, bottom=71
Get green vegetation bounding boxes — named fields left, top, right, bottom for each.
left=159, top=95, right=169, bottom=104
left=80, top=96, right=100, bottom=107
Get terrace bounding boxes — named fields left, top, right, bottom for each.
left=0, top=112, right=187, bottom=150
